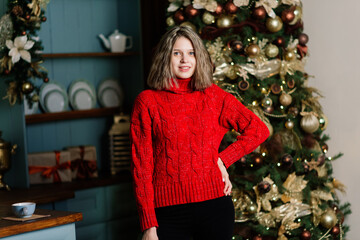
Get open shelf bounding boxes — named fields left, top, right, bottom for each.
left=42, top=52, right=139, bottom=58
left=25, top=107, right=121, bottom=124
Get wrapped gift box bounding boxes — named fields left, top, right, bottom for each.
left=65, top=146, right=98, bottom=180
left=28, top=151, right=72, bottom=184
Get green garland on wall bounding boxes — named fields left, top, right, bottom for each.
left=0, top=0, right=50, bottom=106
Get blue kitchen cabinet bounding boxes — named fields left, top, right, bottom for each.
left=2, top=223, right=77, bottom=240
left=53, top=183, right=140, bottom=240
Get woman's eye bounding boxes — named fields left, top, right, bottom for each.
left=173, top=51, right=180, bottom=56
left=189, top=51, right=195, bottom=56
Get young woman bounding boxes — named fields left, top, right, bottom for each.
left=130, top=26, right=269, bottom=240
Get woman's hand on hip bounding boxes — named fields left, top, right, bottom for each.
left=142, top=227, right=158, bottom=240
left=217, top=158, right=232, bottom=196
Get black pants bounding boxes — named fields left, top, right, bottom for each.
left=155, top=196, right=235, bottom=240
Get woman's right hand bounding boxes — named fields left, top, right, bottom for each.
left=142, top=227, right=158, bottom=240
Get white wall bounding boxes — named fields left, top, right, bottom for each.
left=303, top=0, right=360, bottom=237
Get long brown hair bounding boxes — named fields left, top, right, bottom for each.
left=147, top=26, right=213, bottom=90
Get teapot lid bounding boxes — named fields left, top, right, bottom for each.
left=0, top=131, right=11, bottom=148
left=110, top=29, right=125, bottom=37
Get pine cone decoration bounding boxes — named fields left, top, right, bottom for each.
left=12, top=5, right=23, bottom=16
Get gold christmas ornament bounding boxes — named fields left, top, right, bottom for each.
left=289, top=6, right=302, bottom=25
left=225, top=65, right=238, bottom=80
left=246, top=202, right=257, bottom=214
left=166, top=16, right=175, bottom=26
left=319, top=113, right=328, bottom=130
left=216, top=15, right=233, bottom=28
left=202, top=11, right=215, bottom=25
left=245, top=44, right=261, bottom=58
left=266, top=16, right=283, bottom=33
left=285, top=50, right=296, bottom=61
left=261, top=97, right=272, bottom=108
left=279, top=92, right=292, bottom=106
left=285, top=119, right=294, bottom=129
left=32, top=93, right=40, bottom=102
left=265, top=44, right=279, bottom=58
left=180, top=21, right=197, bottom=32
left=21, top=81, right=34, bottom=94
left=300, top=114, right=319, bottom=133
left=320, top=209, right=337, bottom=229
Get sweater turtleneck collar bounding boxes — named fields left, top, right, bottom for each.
left=167, top=78, right=194, bottom=93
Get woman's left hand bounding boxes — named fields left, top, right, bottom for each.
left=217, top=158, right=232, bottom=196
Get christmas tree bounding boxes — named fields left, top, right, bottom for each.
left=165, top=1, right=350, bottom=239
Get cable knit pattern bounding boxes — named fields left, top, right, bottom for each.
left=130, top=78, right=270, bottom=232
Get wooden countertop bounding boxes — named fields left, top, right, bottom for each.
left=0, top=205, right=82, bottom=238
left=0, top=173, right=132, bottom=205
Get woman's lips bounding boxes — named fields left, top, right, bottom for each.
left=179, top=66, right=190, bottom=72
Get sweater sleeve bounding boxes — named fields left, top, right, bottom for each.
left=130, top=95, right=158, bottom=232
left=218, top=92, right=270, bottom=169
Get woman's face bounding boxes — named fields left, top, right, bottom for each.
left=171, top=37, right=196, bottom=79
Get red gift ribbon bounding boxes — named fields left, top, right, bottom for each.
left=29, top=151, right=71, bottom=183
left=70, top=146, right=97, bottom=179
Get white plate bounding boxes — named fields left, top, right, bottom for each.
left=97, top=78, right=124, bottom=108
left=99, top=87, right=121, bottom=108
left=71, top=88, right=95, bottom=110
left=39, top=81, right=68, bottom=113
left=44, top=89, right=67, bottom=113
left=24, top=94, right=39, bottom=115
left=68, top=79, right=96, bottom=110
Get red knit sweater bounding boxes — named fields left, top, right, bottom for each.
left=130, top=78, right=269, bottom=232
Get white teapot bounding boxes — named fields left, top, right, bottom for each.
left=98, top=30, right=133, bottom=53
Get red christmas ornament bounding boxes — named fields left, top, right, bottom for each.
left=21, top=31, right=27, bottom=36
left=253, top=235, right=263, bottom=240
left=185, top=5, right=199, bottom=18
left=239, top=156, right=247, bottom=167
left=317, top=155, right=326, bottom=166
left=274, top=37, right=285, bottom=47
left=4, top=69, right=10, bottom=75
left=41, top=16, right=47, bottom=22
left=258, top=181, right=271, bottom=194
left=331, top=225, right=341, bottom=236
left=43, top=77, right=49, bottom=83
left=225, top=2, right=238, bottom=14
left=252, top=6, right=266, bottom=20
left=298, top=33, right=309, bottom=46
left=281, top=153, right=293, bottom=168
left=214, top=3, right=223, bottom=15
left=281, top=9, right=295, bottom=23
left=264, top=105, right=274, bottom=114
left=25, top=14, right=30, bottom=20
left=300, top=230, right=311, bottom=240
left=230, top=40, right=243, bottom=52
left=287, top=79, right=295, bottom=88
left=174, top=10, right=185, bottom=23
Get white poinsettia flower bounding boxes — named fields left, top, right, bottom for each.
left=6, top=35, right=34, bottom=64
left=234, top=0, right=249, bottom=7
